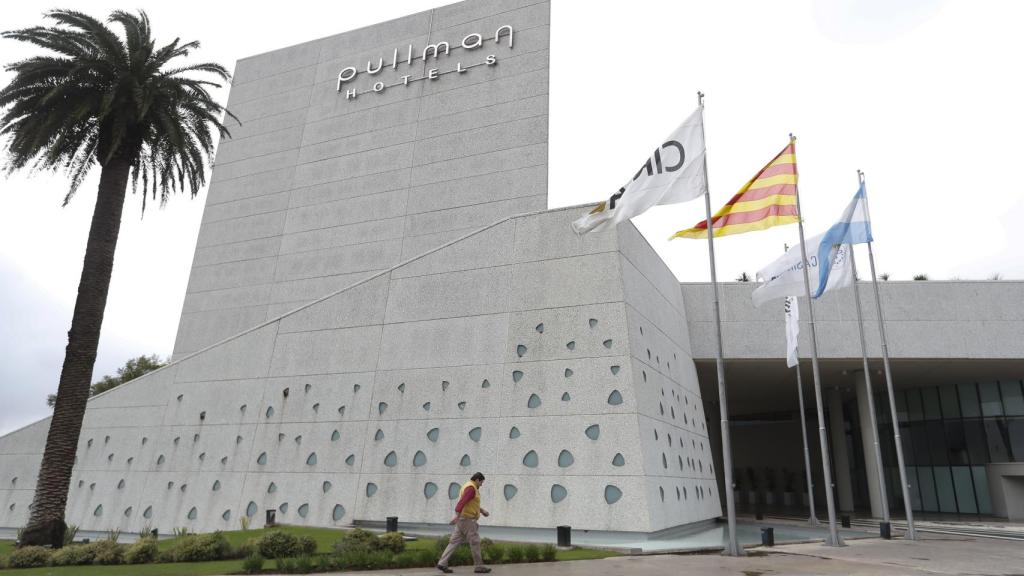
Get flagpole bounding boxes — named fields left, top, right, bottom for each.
left=793, top=351, right=819, bottom=525
left=859, top=170, right=918, bottom=540
left=791, top=134, right=843, bottom=546
left=784, top=250, right=818, bottom=527
left=698, top=91, right=742, bottom=557
left=848, top=243, right=890, bottom=527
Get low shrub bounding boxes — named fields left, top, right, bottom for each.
left=434, top=534, right=451, bottom=554
left=523, top=543, right=540, bottom=562
left=242, top=553, right=264, bottom=574
left=376, top=531, right=405, bottom=554
left=449, top=545, right=473, bottom=566
left=8, top=546, right=51, bottom=568
left=84, top=540, right=125, bottom=565
left=391, top=550, right=424, bottom=568
left=297, top=534, right=317, bottom=556
left=483, top=543, right=506, bottom=564
left=335, top=528, right=378, bottom=554
left=541, top=543, right=557, bottom=562
left=258, top=530, right=301, bottom=559
left=157, top=548, right=176, bottom=563
left=168, top=531, right=230, bottom=562
left=329, top=549, right=389, bottom=570
left=233, top=537, right=261, bottom=559
left=275, top=554, right=316, bottom=574
left=50, top=544, right=95, bottom=566
left=124, top=538, right=158, bottom=564
left=506, top=544, right=525, bottom=563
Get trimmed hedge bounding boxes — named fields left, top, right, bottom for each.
left=242, top=552, right=265, bottom=574
left=258, top=531, right=301, bottom=559
left=333, top=528, right=405, bottom=555
left=124, top=538, right=159, bottom=564
left=50, top=544, right=95, bottom=566
left=0, top=529, right=578, bottom=572
left=8, top=546, right=51, bottom=568
left=165, top=532, right=230, bottom=562
left=275, top=554, right=316, bottom=574
left=89, top=540, right=125, bottom=565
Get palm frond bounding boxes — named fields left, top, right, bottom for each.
left=0, top=8, right=236, bottom=214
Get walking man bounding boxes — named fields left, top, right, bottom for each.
left=437, top=472, right=491, bottom=573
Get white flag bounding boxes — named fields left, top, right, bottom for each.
left=572, top=106, right=706, bottom=234
left=751, top=233, right=853, bottom=308
left=784, top=296, right=799, bottom=368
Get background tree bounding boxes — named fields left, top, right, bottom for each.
left=46, top=354, right=166, bottom=407
left=735, top=272, right=751, bottom=282
left=913, top=274, right=929, bottom=281
left=0, top=10, right=234, bottom=547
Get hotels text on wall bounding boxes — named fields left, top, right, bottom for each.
left=335, top=25, right=513, bottom=100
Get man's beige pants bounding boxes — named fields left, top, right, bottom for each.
left=438, top=517, right=483, bottom=567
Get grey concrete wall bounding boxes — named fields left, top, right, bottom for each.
left=617, top=224, right=721, bottom=527
left=174, top=0, right=551, bottom=357
left=682, top=281, right=1024, bottom=361
left=986, top=462, right=1024, bottom=520
left=0, top=208, right=719, bottom=535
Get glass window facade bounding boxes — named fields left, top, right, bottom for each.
left=879, top=380, right=1024, bottom=516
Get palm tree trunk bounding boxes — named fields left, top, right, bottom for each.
left=20, top=157, right=131, bottom=548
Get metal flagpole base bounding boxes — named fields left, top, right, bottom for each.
left=823, top=533, right=846, bottom=547
left=807, top=516, right=821, bottom=526
left=721, top=543, right=746, bottom=557
left=902, top=528, right=920, bottom=541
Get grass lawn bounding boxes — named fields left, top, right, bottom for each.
left=0, top=525, right=619, bottom=575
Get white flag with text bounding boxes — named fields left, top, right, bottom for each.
left=572, top=107, right=706, bottom=234
left=751, top=234, right=853, bottom=308
left=785, top=296, right=800, bottom=368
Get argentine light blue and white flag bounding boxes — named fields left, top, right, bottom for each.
left=813, top=183, right=873, bottom=297
left=751, top=236, right=852, bottom=307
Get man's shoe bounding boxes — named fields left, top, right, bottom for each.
left=474, top=567, right=492, bottom=573
left=437, top=565, right=453, bottom=574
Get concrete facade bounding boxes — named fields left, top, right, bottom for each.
left=3, top=0, right=1022, bottom=538
left=175, top=0, right=552, bottom=358
left=682, top=281, right=1024, bottom=362
left=0, top=207, right=719, bottom=534
left=684, top=281, right=1024, bottom=520
left=0, top=2, right=723, bottom=533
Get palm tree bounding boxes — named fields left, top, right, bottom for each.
left=0, top=10, right=234, bottom=547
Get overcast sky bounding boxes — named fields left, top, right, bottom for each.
left=2, top=0, right=1022, bottom=436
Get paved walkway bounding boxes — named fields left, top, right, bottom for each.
left=284, top=533, right=1024, bottom=575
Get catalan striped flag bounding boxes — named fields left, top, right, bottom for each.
left=670, top=138, right=800, bottom=240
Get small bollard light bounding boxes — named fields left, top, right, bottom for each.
left=556, top=525, right=572, bottom=548
left=150, top=528, right=158, bottom=538
left=841, top=514, right=851, bottom=528
left=761, top=527, right=775, bottom=547
left=755, top=509, right=764, bottom=520
left=386, top=516, right=398, bottom=532
left=880, top=521, right=891, bottom=539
